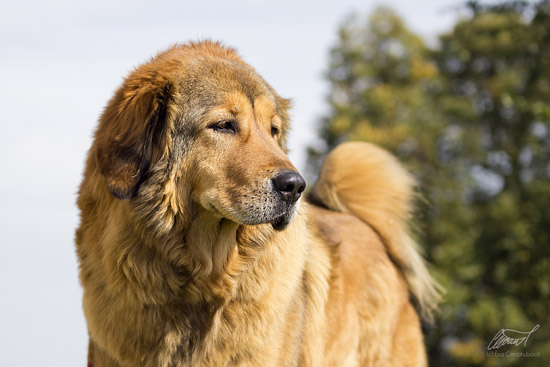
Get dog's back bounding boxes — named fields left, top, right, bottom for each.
left=309, top=141, right=441, bottom=366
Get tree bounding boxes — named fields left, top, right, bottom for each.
left=310, top=2, right=549, bottom=366
left=431, top=1, right=550, bottom=365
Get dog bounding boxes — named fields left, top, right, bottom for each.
left=75, top=41, right=440, bottom=367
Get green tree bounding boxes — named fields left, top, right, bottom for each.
left=309, top=2, right=550, bottom=366
left=431, top=1, right=550, bottom=365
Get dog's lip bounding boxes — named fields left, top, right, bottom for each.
left=271, top=211, right=291, bottom=231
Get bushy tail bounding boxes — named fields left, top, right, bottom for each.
left=312, top=142, right=442, bottom=319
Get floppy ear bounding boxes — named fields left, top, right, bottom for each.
left=94, top=73, right=173, bottom=199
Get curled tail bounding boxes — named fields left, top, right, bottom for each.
left=312, top=142, right=442, bottom=319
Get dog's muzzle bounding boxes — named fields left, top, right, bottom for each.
left=270, top=170, right=306, bottom=230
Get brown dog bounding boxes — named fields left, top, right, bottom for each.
left=75, top=41, right=440, bottom=367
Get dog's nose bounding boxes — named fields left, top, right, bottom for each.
left=272, top=171, right=306, bottom=203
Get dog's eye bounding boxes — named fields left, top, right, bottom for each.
left=271, top=126, right=280, bottom=137
left=209, top=120, right=238, bottom=134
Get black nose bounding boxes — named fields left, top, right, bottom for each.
left=272, top=171, right=306, bottom=203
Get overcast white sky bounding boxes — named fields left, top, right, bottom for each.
left=0, top=1, right=458, bottom=365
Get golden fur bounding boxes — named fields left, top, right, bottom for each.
left=75, top=41, right=440, bottom=367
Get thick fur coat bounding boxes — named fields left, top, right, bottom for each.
left=75, top=41, right=440, bottom=367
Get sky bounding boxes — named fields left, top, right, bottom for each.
left=0, top=1, right=458, bottom=365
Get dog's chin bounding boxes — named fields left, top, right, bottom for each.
left=232, top=208, right=295, bottom=231
left=218, top=198, right=299, bottom=230
left=234, top=209, right=294, bottom=230
left=270, top=211, right=292, bottom=231
left=270, top=202, right=300, bottom=231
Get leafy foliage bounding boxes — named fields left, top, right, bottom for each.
left=309, top=2, right=550, bottom=366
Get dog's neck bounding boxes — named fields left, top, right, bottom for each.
left=184, top=207, right=240, bottom=278
left=179, top=206, right=243, bottom=302
left=175, top=203, right=290, bottom=305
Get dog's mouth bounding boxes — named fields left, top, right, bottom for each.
left=271, top=212, right=290, bottom=231
left=270, top=205, right=297, bottom=231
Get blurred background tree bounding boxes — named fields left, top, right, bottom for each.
left=308, top=1, right=550, bottom=366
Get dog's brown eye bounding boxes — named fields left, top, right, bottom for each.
left=271, top=126, right=280, bottom=137
left=210, top=120, right=238, bottom=134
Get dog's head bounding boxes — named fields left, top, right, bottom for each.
left=93, top=42, right=305, bottom=231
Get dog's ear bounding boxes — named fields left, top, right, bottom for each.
left=94, top=72, right=173, bottom=199
left=275, top=96, right=291, bottom=150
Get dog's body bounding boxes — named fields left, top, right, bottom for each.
left=76, top=42, right=439, bottom=367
